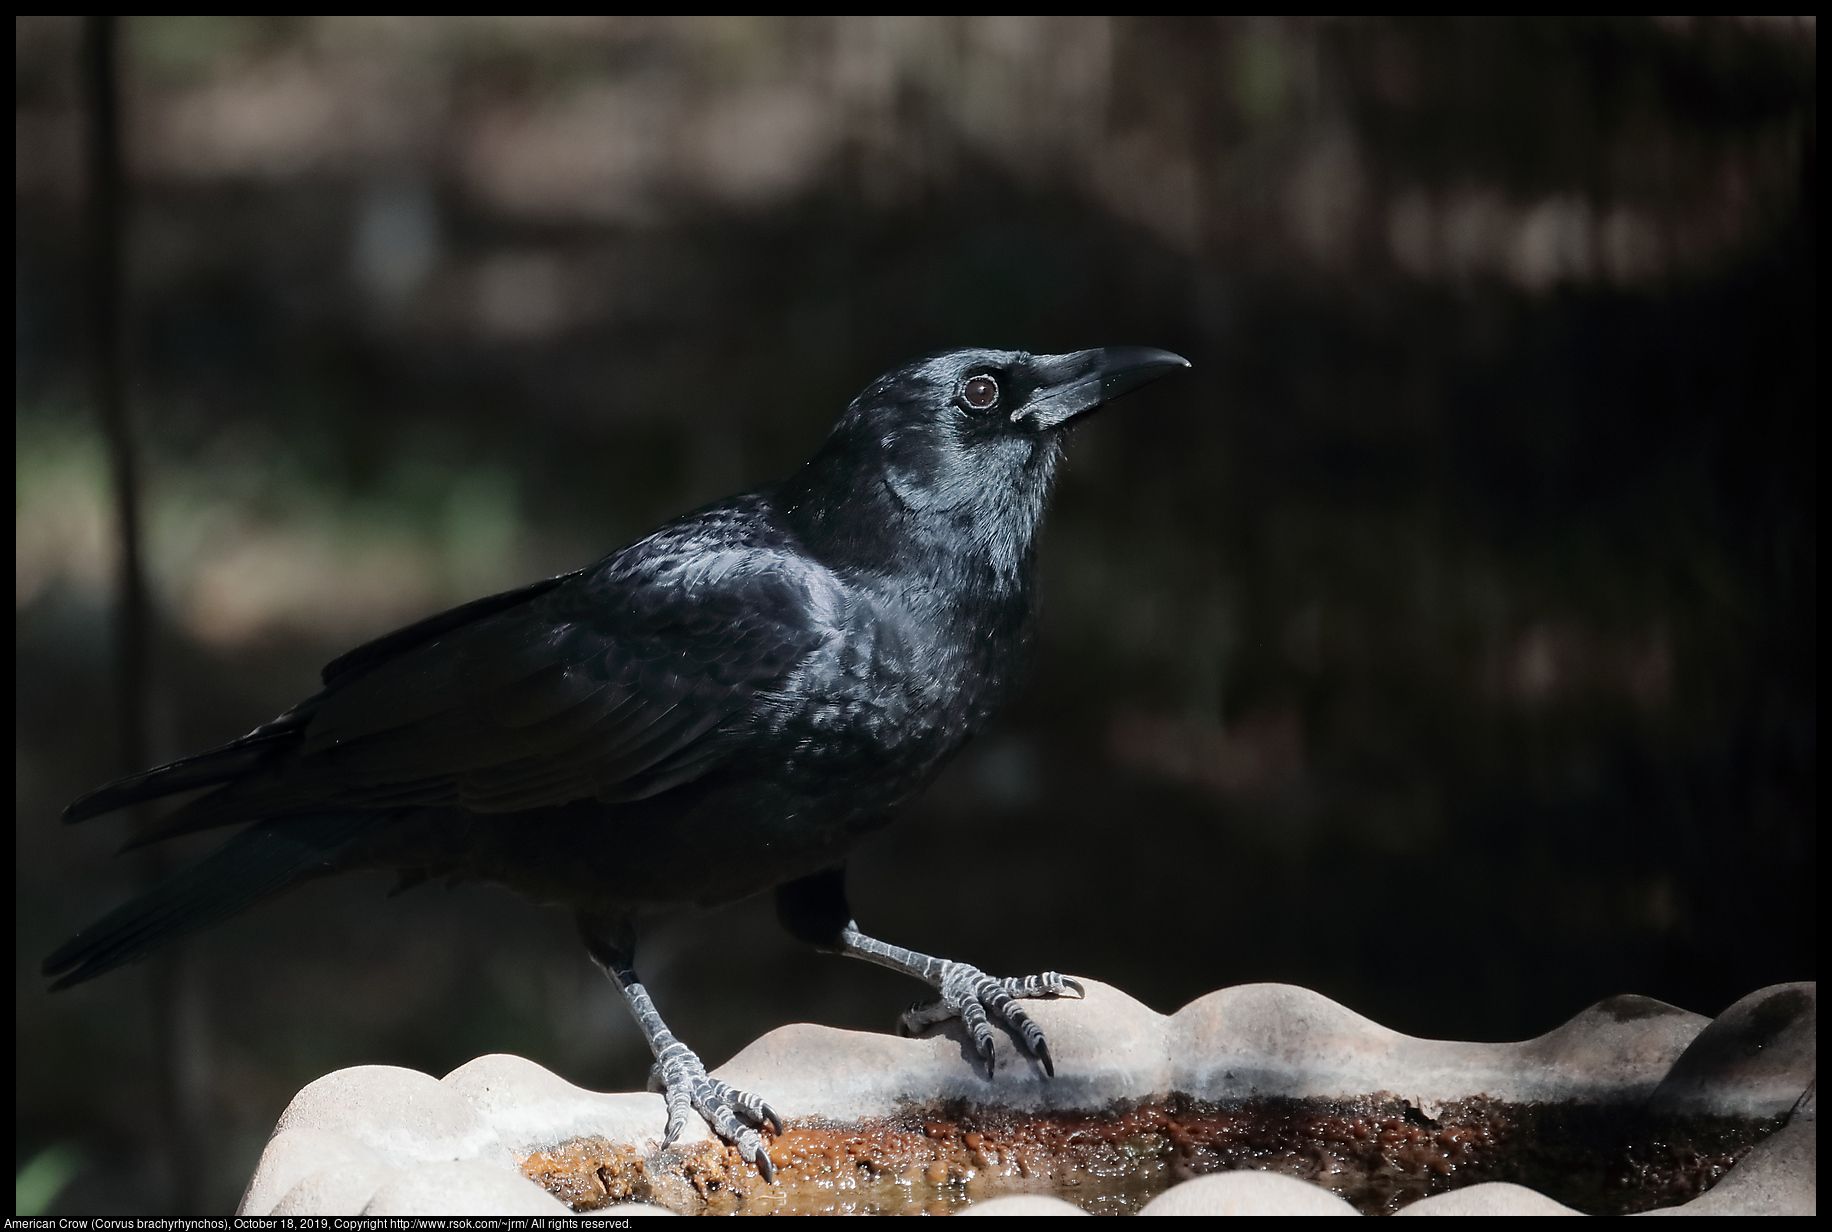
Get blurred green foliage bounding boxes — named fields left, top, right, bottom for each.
left=16, top=1145, right=82, bottom=1217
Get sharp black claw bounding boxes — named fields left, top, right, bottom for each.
left=765, top=1105, right=785, bottom=1136
left=1064, top=977, right=1086, bottom=997
left=756, top=1150, right=776, bottom=1183
left=1038, top=1041, right=1055, bottom=1078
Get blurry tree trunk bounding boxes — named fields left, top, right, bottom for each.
left=84, top=14, right=209, bottom=1214
left=83, top=20, right=143, bottom=758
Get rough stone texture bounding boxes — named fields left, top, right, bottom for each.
left=717, top=979, right=1715, bottom=1119
left=1516, top=995, right=1722, bottom=1106
left=1635, top=1109, right=1815, bottom=1217
left=269, top=1159, right=402, bottom=1216
left=237, top=1128, right=391, bottom=1216
left=1170, top=984, right=1710, bottom=1112
left=1137, top=1171, right=1362, bottom=1216
left=1393, top=1181, right=1587, bottom=1216
left=359, top=1159, right=573, bottom=1215
left=271, top=1064, right=510, bottom=1166
left=237, top=980, right=1814, bottom=1216
left=443, top=1053, right=711, bottom=1152
left=1647, top=983, right=1816, bottom=1119
left=957, top=1194, right=1091, bottom=1216
left=715, top=979, right=1169, bottom=1119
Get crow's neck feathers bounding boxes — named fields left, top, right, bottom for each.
left=780, top=388, right=1064, bottom=600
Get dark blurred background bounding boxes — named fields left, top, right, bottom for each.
left=15, top=16, right=1815, bottom=1215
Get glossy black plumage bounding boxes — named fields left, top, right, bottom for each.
left=47, top=347, right=1188, bottom=1060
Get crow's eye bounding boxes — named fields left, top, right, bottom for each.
left=961, top=375, right=1000, bottom=411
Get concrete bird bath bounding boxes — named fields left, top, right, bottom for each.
left=237, top=979, right=1814, bottom=1216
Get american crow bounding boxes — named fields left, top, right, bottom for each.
left=47, top=346, right=1189, bottom=1179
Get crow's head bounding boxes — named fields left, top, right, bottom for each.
left=787, top=347, right=1189, bottom=585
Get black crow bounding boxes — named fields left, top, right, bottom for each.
left=47, top=345, right=1190, bottom=1179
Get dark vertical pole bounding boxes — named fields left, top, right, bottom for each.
left=83, top=15, right=206, bottom=1213
left=83, top=15, right=149, bottom=784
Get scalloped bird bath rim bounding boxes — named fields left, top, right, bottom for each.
left=236, top=979, right=1815, bottom=1216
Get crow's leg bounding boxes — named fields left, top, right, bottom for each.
left=849, top=930, right=1085, bottom=1078
left=776, top=867, right=1084, bottom=1079
left=577, top=913, right=782, bottom=1180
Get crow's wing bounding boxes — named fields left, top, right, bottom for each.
left=64, top=575, right=580, bottom=825
left=133, top=522, right=841, bottom=839
left=62, top=576, right=573, bottom=825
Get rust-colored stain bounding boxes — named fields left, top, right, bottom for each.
left=518, top=1095, right=1779, bottom=1216
left=519, top=1137, right=649, bottom=1209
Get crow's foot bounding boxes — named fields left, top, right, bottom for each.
left=649, top=1040, right=783, bottom=1181
left=832, top=922, right=1084, bottom=1078
left=895, top=964, right=1085, bottom=1077
left=579, top=919, right=783, bottom=1185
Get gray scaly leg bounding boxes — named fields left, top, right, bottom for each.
left=839, top=924, right=1084, bottom=1077
left=578, top=914, right=782, bottom=1180
left=774, top=867, right=1084, bottom=1079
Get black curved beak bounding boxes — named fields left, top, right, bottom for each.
left=1017, top=346, right=1191, bottom=430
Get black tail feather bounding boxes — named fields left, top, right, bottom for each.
left=42, top=813, right=376, bottom=990
left=63, top=725, right=302, bottom=823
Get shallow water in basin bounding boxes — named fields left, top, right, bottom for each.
left=521, top=1095, right=1784, bottom=1216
